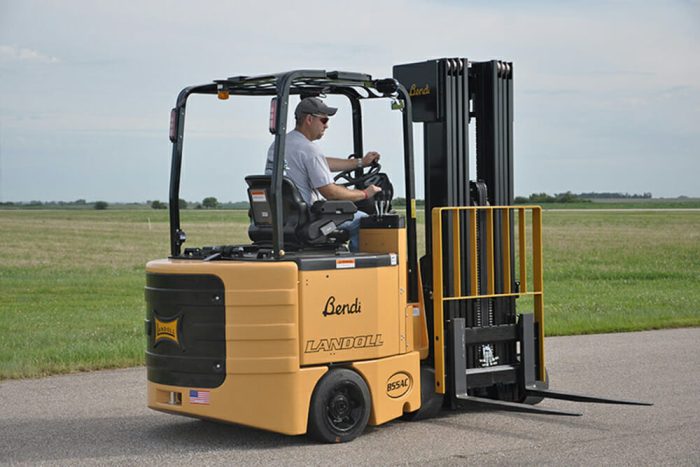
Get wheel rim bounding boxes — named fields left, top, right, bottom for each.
left=325, top=381, right=364, bottom=433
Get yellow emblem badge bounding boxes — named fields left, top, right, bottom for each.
left=154, top=316, right=180, bottom=346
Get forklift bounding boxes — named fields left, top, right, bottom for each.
left=145, top=58, right=650, bottom=443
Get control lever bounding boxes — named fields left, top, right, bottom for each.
left=373, top=191, right=391, bottom=218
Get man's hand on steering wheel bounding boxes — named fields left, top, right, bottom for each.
left=333, top=151, right=382, bottom=187
left=364, top=184, right=382, bottom=199
left=362, top=151, right=380, bottom=167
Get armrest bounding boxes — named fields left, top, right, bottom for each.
left=311, top=200, right=358, bottom=215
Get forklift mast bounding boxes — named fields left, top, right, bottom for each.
left=394, top=58, right=522, bottom=405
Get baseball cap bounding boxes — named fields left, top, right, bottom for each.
left=294, top=97, right=338, bottom=119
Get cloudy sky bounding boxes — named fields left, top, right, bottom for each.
left=1, top=0, right=698, bottom=203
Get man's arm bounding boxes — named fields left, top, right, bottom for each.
left=326, top=151, right=381, bottom=172
left=318, top=183, right=382, bottom=202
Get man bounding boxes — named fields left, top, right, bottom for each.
left=265, top=97, right=382, bottom=252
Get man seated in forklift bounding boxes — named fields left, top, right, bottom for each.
left=265, top=97, right=383, bottom=252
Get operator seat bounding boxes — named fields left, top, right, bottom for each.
left=245, top=175, right=356, bottom=250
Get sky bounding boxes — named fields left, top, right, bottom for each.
left=1, top=0, right=698, bottom=203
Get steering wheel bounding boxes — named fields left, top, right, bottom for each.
left=333, top=161, right=382, bottom=187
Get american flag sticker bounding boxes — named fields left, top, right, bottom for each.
left=189, top=389, right=210, bottom=405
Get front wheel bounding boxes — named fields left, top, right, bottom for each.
left=307, top=368, right=371, bottom=443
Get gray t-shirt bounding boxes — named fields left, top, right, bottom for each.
left=265, top=130, right=333, bottom=205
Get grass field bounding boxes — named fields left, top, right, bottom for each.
left=1, top=209, right=698, bottom=379
left=525, top=198, right=700, bottom=210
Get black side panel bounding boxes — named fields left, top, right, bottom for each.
left=145, top=273, right=226, bottom=388
left=294, top=253, right=394, bottom=271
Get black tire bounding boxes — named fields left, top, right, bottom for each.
left=402, top=366, right=444, bottom=421
left=307, top=368, right=371, bottom=443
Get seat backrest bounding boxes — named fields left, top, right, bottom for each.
left=245, top=175, right=309, bottom=248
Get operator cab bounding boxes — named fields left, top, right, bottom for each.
left=170, top=70, right=418, bottom=299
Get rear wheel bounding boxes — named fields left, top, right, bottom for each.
left=307, top=368, right=371, bottom=443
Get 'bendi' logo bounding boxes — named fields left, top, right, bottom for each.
left=154, top=317, right=180, bottom=346
left=305, top=334, right=384, bottom=353
left=322, top=296, right=361, bottom=317
left=409, top=83, right=431, bottom=97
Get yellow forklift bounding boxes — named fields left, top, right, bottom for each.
left=145, top=58, right=649, bottom=443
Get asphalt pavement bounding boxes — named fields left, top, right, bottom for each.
left=1, top=328, right=698, bottom=466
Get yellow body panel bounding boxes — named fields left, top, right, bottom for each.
left=407, top=302, right=429, bottom=358
left=149, top=368, right=327, bottom=435
left=299, top=265, right=400, bottom=365
left=147, top=259, right=302, bottom=376
left=147, top=259, right=327, bottom=435
left=146, top=223, right=430, bottom=435
left=360, top=225, right=414, bottom=353
left=352, top=351, right=421, bottom=425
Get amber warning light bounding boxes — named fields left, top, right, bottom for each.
left=217, top=83, right=230, bottom=100
left=269, top=97, right=277, bottom=134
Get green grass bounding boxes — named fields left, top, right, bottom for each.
left=0, top=209, right=250, bottom=380
left=530, top=199, right=700, bottom=209
left=1, top=209, right=698, bottom=379
left=541, top=211, right=700, bottom=334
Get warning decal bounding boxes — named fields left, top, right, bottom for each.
left=250, top=190, right=266, bottom=202
left=336, top=258, right=356, bottom=269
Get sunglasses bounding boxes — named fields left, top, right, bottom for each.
left=311, top=114, right=329, bottom=124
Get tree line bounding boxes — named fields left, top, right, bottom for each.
left=0, top=197, right=247, bottom=210
left=0, top=191, right=658, bottom=210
